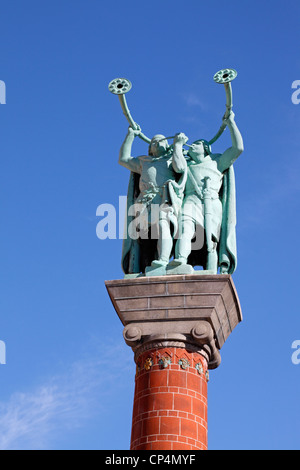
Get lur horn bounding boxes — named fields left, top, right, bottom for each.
left=108, top=78, right=151, bottom=144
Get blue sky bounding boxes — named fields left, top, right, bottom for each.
left=0, top=0, right=300, bottom=450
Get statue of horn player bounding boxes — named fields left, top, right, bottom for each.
left=119, top=128, right=187, bottom=275
left=171, top=108, right=244, bottom=274
left=109, top=78, right=188, bottom=275
left=169, top=69, right=244, bottom=274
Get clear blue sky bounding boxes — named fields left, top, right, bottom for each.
left=0, top=0, right=299, bottom=450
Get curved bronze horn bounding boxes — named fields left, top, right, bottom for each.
left=108, top=78, right=151, bottom=144
left=208, top=68, right=237, bottom=146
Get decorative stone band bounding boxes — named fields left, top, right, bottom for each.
left=105, top=274, right=242, bottom=370
left=123, top=321, right=221, bottom=369
left=134, top=347, right=209, bottom=380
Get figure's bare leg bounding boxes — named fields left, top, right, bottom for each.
left=152, top=218, right=172, bottom=267
left=173, top=217, right=196, bottom=265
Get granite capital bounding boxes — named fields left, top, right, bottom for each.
left=105, top=274, right=242, bottom=370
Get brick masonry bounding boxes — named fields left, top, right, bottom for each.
left=130, top=347, right=208, bottom=451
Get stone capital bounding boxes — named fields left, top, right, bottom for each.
left=105, top=274, right=242, bottom=369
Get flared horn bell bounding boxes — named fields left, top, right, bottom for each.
left=108, top=77, right=151, bottom=143
left=208, top=68, right=238, bottom=146
left=213, top=68, right=237, bottom=84
left=108, top=78, right=132, bottom=95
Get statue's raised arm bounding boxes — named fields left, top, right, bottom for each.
left=172, top=133, right=188, bottom=174
left=216, top=112, right=244, bottom=173
left=119, top=126, right=143, bottom=174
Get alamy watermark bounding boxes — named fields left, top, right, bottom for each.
left=291, top=340, right=300, bottom=365
left=0, top=80, right=6, bottom=104
left=291, top=80, right=300, bottom=104
left=96, top=196, right=205, bottom=251
left=0, top=340, right=6, bottom=365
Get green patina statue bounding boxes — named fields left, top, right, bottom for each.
left=171, top=111, right=243, bottom=275
left=108, top=70, right=244, bottom=277
left=119, top=130, right=187, bottom=275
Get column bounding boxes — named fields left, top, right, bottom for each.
left=105, top=274, right=242, bottom=451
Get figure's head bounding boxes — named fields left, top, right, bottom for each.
left=188, top=139, right=211, bottom=160
left=148, top=134, right=169, bottom=157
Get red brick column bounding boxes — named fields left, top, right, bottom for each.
left=130, top=347, right=208, bottom=451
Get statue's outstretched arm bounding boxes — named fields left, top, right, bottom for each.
left=172, top=133, right=188, bottom=174
left=217, top=112, right=244, bottom=173
left=118, top=127, right=142, bottom=174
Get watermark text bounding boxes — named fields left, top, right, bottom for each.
left=96, top=197, right=204, bottom=251
left=0, top=80, right=6, bottom=104
left=0, top=340, right=6, bottom=365
left=291, top=340, right=300, bottom=365
left=291, top=80, right=300, bottom=104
